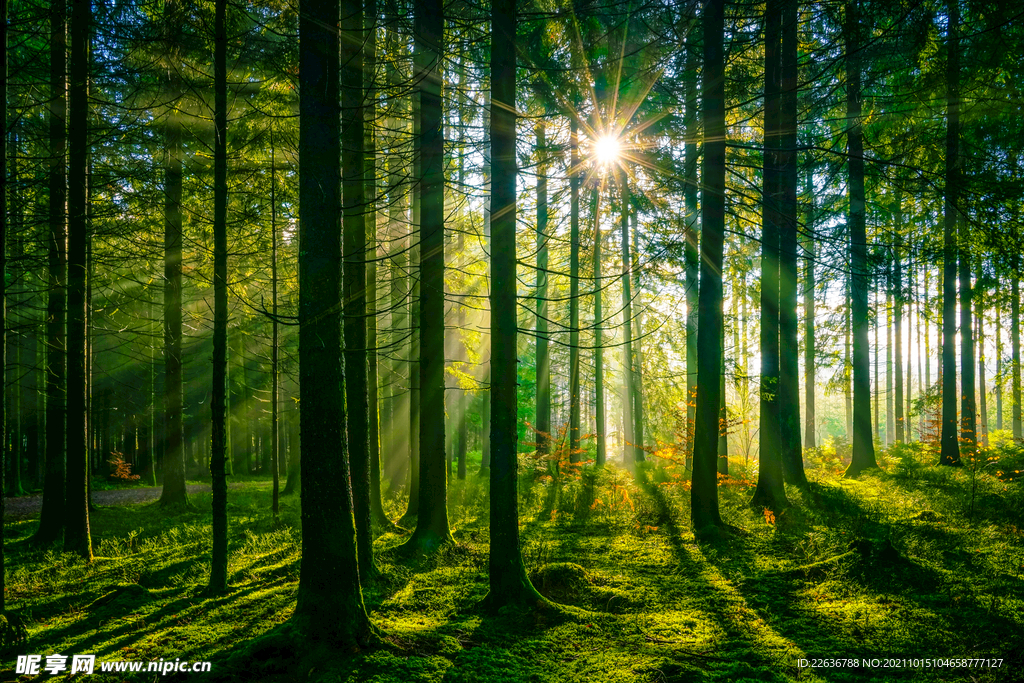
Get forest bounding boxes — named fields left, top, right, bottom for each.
left=0, top=0, right=1023, bottom=680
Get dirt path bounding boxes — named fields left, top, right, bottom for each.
left=3, top=483, right=247, bottom=520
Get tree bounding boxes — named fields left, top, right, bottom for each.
left=486, top=0, right=545, bottom=608
left=35, top=0, right=68, bottom=544
left=535, top=124, right=551, bottom=456
left=402, top=0, right=454, bottom=554
left=751, top=0, right=789, bottom=510
left=64, top=0, right=92, bottom=560
left=341, top=0, right=375, bottom=576
left=209, top=0, right=229, bottom=594
left=159, top=0, right=189, bottom=506
left=939, top=0, right=962, bottom=467
left=292, top=0, right=372, bottom=644
left=844, top=0, right=878, bottom=478
left=690, top=0, right=726, bottom=532
left=778, top=0, right=805, bottom=487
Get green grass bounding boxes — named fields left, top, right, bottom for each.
left=4, top=444, right=1024, bottom=682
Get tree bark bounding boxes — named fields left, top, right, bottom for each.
left=535, top=124, right=550, bottom=456
left=752, top=0, right=789, bottom=509
left=159, top=0, right=189, bottom=504
left=293, top=0, right=372, bottom=644
left=486, top=0, right=544, bottom=609
left=403, top=0, right=453, bottom=553
left=845, top=0, right=878, bottom=477
left=690, top=0, right=726, bottom=530
left=568, top=118, right=581, bottom=463
left=341, top=0, right=375, bottom=575
left=36, top=0, right=68, bottom=544
left=619, top=172, right=637, bottom=465
left=939, top=0, right=962, bottom=466
left=684, top=19, right=700, bottom=471
left=591, top=186, right=605, bottom=466
left=778, top=0, right=804, bottom=486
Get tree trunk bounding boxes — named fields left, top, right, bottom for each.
left=752, top=0, right=788, bottom=510
left=568, top=117, right=581, bottom=463
left=619, top=173, right=636, bottom=465
left=845, top=0, right=878, bottom=477
left=978, top=299, right=987, bottom=446
left=341, top=0, right=375, bottom=575
left=804, top=181, right=816, bottom=449
left=403, top=0, right=453, bottom=553
left=271, top=140, right=280, bottom=517
left=36, top=0, right=68, bottom=544
left=778, top=0, right=804, bottom=486
left=485, top=0, right=543, bottom=609
left=208, top=0, right=229, bottom=594
left=632, top=211, right=645, bottom=465
left=1, top=0, right=7, bottom=601
left=939, top=0, right=962, bottom=466
left=591, top=186, right=605, bottom=466
left=293, top=0, right=372, bottom=644
left=535, top=124, right=550, bottom=456
left=690, top=0, right=726, bottom=530
left=684, top=19, right=700, bottom=472
left=1013, top=272, right=1021, bottom=439
left=845, top=287, right=852, bottom=440
left=159, top=0, right=189, bottom=504
left=996, top=298, right=1003, bottom=431
left=64, top=0, right=92, bottom=559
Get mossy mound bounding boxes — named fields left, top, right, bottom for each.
left=528, top=562, right=592, bottom=603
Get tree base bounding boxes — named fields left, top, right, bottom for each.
left=844, top=461, right=879, bottom=478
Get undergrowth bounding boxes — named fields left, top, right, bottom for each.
left=3, top=444, right=1023, bottom=682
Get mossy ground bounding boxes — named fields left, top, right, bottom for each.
left=4, top=442, right=1024, bottom=682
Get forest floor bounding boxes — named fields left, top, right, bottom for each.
left=3, top=483, right=249, bottom=520
left=2, top=439, right=1024, bottom=682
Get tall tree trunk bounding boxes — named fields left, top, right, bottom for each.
left=208, top=0, right=229, bottom=594
left=271, top=141, right=280, bottom=517
left=404, top=0, right=453, bottom=553
left=535, top=124, right=550, bottom=456
left=568, top=118, right=581, bottom=463
left=778, top=0, right=804, bottom=485
left=978, top=299, right=987, bottom=446
left=804, top=177, right=816, bottom=449
left=752, top=0, right=788, bottom=509
left=486, top=0, right=543, bottom=609
left=845, top=287, right=852, bottom=439
left=364, top=0, right=390, bottom=524
left=690, top=0, right=726, bottom=530
left=619, top=172, right=636, bottom=465
left=886, top=286, right=894, bottom=445
left=718, top=314, right=727, bottom=474
left=36, top=0, right=68, bottom=544
left=684, top=19, right=700, bottom=472
left=341, top=0, right=376, bottom=575
left=1, top=0, right=7, bottom=600
left=1013, top=271, right=1021, bottom=439
left=591, top=186, right=605, bottom=466
left=894, top=205, right=904, bottom=443
left=159, top=0, right=189, bottom=504
left=293, top=0, right=372, bottom=643
left=996, top=298, right=1003, bottom=431
left=64, top=0, right=91, bottom=559
left=845, top=0, right=877, bottom=477
left=632, top=211, right=645, bottom=465
left=939, top=0, right=962, bottom=466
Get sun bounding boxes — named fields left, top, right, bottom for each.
left=593, top=135, right=621, bottom=166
